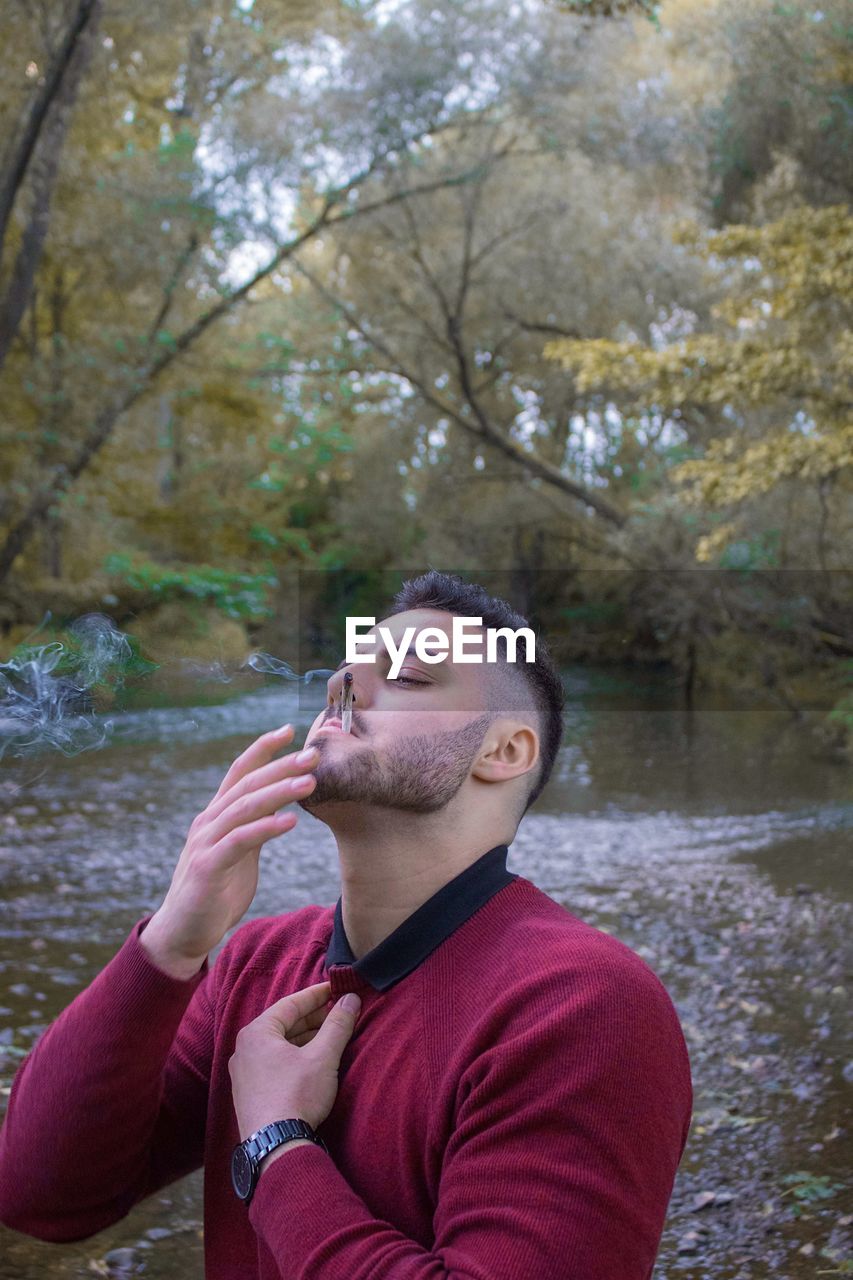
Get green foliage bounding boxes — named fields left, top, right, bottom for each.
left=6, top=629, right=157, bottom=686
left=718, top=530, right=780, bottom=570
left=545, top=203, right=852, bottom=565
left=103, top=553, right=278, bottom=620
left=705, top=0, right=851, bottom=220
left=827, top=691, right=853, bottom=733
left=778, top=1171, right=848, bottom=1219
left=827, top=661, right=853, bottom=734
left=1, top=623, right=159, bottom=723
left=558, top=600, right=625, bottom=624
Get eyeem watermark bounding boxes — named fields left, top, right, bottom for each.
left=345, top=616, right=536, bottom=679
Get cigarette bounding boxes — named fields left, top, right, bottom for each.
left=341, top=671, right=354, bottom=734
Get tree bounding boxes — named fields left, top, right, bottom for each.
left=543, top=204, right=853, bottom=569
left=281, top=0, right=763, bottom=558
left=0, top=0, right=497, bottom=589
left=701, top=0, right=852, bottom=223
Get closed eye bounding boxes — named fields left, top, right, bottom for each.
left=392, top=675, right=430, bottom=686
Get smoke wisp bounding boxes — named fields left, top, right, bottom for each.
left=0, top=613, right=335, bottom=762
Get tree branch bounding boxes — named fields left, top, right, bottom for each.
left=145, top=233, right=201, bottom=347
left=293, top=260, right=627, bottom=528
left=0, top=152, right=498, bottom=582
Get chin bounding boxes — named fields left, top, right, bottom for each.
left=297, top=794, right=364, bottom=825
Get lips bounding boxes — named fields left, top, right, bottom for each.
left=317, top=718, right=355, bottom=735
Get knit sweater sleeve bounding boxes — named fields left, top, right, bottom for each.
left=434, top=953, right=693, bottom=1279
left=247, top=946, right=693, bottom=1280
left=0, top=915, right=214, bottom=1243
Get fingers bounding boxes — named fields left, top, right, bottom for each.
left=232, top=744, right=319, bottom=810
left=310, top=994, right=361, bottom=1055
left=208, top=808, right=299, bottom=870
left=204, top=768, right=317, bottom=851
left=288, top=1027, right=320, bottom=1047
left=207, top=741, right=319, bottom=827
left=287, top=1005, right=329, bottom=1037
left=264, top=982, right=332, bottom=1032
left=190, top=732, right=321, bottom=868
left=287, top=1004, right=329, bottom=1045
left=210, top=725, right=297, bottom=806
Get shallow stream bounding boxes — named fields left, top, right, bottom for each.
left=1, top=669, right=850, bottom=1278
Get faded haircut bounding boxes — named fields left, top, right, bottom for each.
left=385, top=570, right=565, bottom=818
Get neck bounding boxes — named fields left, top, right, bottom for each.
left=322, top=800, right=509, bottom=960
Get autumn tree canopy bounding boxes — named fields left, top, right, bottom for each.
left=1, top=0, right=850, bottom=710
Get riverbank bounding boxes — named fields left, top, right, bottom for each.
left=0, top=684, right=850, bottom=1278
left=2, top=603, right=850, bottom=771
left=590, top=854, right=851, bottom=1276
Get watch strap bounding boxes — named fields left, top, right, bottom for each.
left=232, top=1118, right=328, bottom=1206
left=244, top=1117, right=329, bottom=1162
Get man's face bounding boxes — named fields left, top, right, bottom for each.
left=298, top=609, right=493, bottom=814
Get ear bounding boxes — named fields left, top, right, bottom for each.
left=469, top=719, right=539, bottom=786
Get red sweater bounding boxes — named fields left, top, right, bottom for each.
left=0, top=846, right=692, bottom=1279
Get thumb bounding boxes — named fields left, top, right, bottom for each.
left=313, top=992, right=361, bottom=1057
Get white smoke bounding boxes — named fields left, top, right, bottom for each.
left=0, top=614, right=335, bottom=761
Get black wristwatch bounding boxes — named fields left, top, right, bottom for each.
left=231, top=1118, right=329, bottom=1205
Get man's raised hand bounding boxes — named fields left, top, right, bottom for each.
left=140, top=725, right=318, bottom=980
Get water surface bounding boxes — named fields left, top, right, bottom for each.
left=1, top=670, right=850, bottom=1278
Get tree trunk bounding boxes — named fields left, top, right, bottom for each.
left=0, top=0, right=102, bottom=373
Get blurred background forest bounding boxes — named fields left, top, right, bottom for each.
left=0, top=0, right=851, bottom=742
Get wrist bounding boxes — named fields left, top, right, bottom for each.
left=139, top=917, right=207, bottom=981
left=259, top=1139, right=315, bottom=1175
left=232, top=1121, right=326, bottom=1204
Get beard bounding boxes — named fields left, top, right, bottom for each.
left=297, top=713, right=493, bottom=814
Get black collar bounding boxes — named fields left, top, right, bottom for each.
left=324, top=843, right=517, bottom=992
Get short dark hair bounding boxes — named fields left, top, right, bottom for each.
left=385, top=570, right=565, bottom=820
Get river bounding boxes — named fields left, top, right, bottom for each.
left=1, top=668, right=851, bottom=1278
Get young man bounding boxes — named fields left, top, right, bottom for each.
left=0, top=571, right=692, bottom=1279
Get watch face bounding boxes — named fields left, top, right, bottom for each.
left=231, top=1144, right=254, bottom=1201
